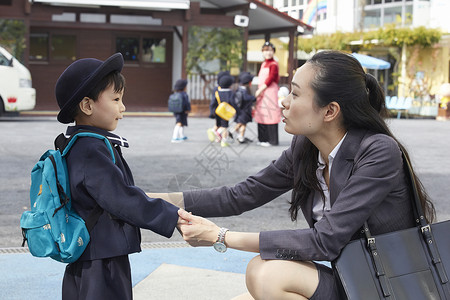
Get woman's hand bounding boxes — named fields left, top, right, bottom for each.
left=177, top=209, right=220, bottom=247
left=255, top=84, right=267, bottom=98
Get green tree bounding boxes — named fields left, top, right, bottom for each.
left=296, top=25, right=442, bottom=95
left=297, top=25, right=442, bottom=53
left=0, top=19, right=26, bottom=62
left=186, top=26, right=243, bottom=100
left=186, top=26, right=243, bottom=74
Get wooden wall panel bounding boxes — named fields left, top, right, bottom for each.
left=29, top=28, right=173, bottom=112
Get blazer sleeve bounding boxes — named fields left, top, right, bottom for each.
left=183, top=136, right=297, bottom=217
left=259, top=134, right=404, bottom=262
left=209, top=87, right=218, bottom=114
left=183, top=92, right=191, bottom=111
left=79, top=139, right=179, bottom=238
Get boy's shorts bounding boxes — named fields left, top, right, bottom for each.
left=215, top=116, right=229, bottom=128
left=175, top=113, right=188, bottom=126
left=62, top=255, right=132, bottom=300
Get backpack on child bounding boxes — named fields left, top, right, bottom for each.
left=168, top=92, right=184, bottom=113
left=234, top=89, right=244, bottom=109
left=20, top=131, right=115, bottom=263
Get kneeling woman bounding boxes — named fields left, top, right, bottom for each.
left=165, top=51, right=435, bottom=299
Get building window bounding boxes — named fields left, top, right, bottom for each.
left=30, top=32, right=77, bottom=61
left=142, top=38, right=166, bottom=63
left=404, top=4, right=413, bottom=25
left=51, top=35, right=76, bottom=61
left=384, top=6, right=403, bottom=25
left=364, top=9, right=381, bottom=29
left=52, top=12, right=76, bottom=22
left=299, top=9, right=304, bottom=20
left=116, top=37, right=139, bottom=61
left=80, top=13, right=106, bottom=23
left=116, top=36, right=167, bottom=63
left=30, top=33, right=48, bottom=61
left=110, top=14, right=162, bottom=25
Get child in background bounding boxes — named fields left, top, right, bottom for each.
left=207, top=70, right=230, bottom=142
left=213, top=74, right=235, bottom=147
left=233, top=71, right=255, bottom=144
left=54, top=53, right=180, bottom=299
left=171, top=79, right=191, bottom=143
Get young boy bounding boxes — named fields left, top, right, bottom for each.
left=170, top=79, right=191, bottom=143
left=233, top=71, right=256, bottom=144
left=55, top=53, right=180, bottom=300
left=211, top=74, right=235, bottom=147
left=207, top=70, right=230, bottom=142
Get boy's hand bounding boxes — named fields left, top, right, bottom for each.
left=177, top=209, right=220, bottom=247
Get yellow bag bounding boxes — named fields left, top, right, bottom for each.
left=215, top=91, right=236, bottom=121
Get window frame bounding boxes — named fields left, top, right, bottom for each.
left=29, top=30, right=79, bottom=63
left=114, top=33, right=169, bottom=67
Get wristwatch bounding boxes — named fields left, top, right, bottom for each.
left=213, top=227, right=229, bottom=253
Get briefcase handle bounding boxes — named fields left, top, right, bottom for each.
left=362, top=150, right=449, bottom=289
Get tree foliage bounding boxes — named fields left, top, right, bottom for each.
left=297, top=25, right=442, bottom=53
left=377, top=25, right=442, bottom=47
left=186, top=26, right=243, bottom=75
left=0, top=19, right=26, bottom=62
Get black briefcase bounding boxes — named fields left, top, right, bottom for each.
left=334, top=153, right=450, bottom=299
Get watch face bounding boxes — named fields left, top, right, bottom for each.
left=213, top=242, right=227, bottom=253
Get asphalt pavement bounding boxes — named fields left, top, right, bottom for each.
left=1, top=113, right=450, bottom=299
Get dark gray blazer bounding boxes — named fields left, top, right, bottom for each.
left=184, top=129, right=414, bottom=261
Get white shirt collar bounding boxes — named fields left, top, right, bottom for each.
left=312, top=132, right=348, bottom=221
left=317, top=132, right=348, bottom=172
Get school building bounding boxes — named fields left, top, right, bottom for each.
left=0, top=0, right=311, bottom=112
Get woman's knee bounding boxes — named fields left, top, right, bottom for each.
left=245, top=256, right=265, bottom=298
left=245, top=257, right=319, bottom=300
left=245, top=256, right=287, bottom=298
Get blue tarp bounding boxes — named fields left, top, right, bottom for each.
left=352, top=52, right=391, bottom=70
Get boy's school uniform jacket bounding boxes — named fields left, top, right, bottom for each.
left=172, top=91, right=191, bottom=114
left=209, top=87, right=236, bottom=117
left=234, top=86, right=255, bottom=124
left=65, top=125, right=179, bottom=261
left=173, top=91, right=191, bottom=126
left=180, top=91, right=191, bottom=112
left=209, top=86, right=219, bottom=117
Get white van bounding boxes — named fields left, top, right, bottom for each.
left=0, top=46, right=36, bottom=114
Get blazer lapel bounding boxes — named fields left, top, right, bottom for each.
left=329, top=129, right=367, bottom=205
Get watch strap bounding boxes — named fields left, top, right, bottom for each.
left=216, top=227, right=229, bottom=244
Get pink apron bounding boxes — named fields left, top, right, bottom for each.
left=253, top=61, right=281, bottom=125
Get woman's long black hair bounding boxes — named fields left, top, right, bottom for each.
left=289, top=50, right=435, bottom=223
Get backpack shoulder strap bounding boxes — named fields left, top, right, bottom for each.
left=215, top=90, right=221, bottom=104
left=53, top=130, right=117, bottom=233
left=54, top=133, right=67, bottom=151
left=56, top=130, right=117, bottom=164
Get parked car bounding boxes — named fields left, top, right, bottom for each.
left=0, top=46, right=36, bottom=115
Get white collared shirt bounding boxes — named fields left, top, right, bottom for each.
left=312, top=133, right=348, bottom=221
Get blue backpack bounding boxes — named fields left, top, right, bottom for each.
left=20, top=131, right=115, bottom=263
left=168, top=92, right=184, bottom=113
